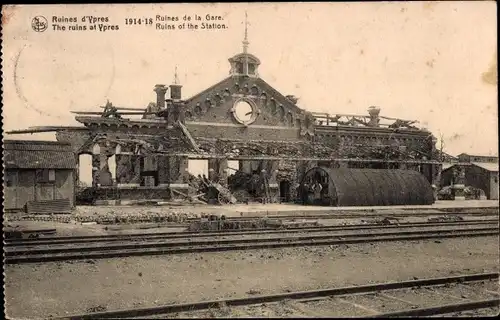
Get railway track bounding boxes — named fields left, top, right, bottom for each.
left=57, top=272, right=499, bottom=319
left=5, top=219, right=498, bottom=247
left=5, top=225, right=498, bottom=264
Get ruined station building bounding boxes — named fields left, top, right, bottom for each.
left=8, top=22, right=440, bottom=205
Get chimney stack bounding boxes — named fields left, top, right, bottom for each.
left=154, top=84, right=168, bottom=110
left=170, top=66, right=182, bottom=100
left=368, top=106, right=381, bottom=127
left=170, top=83, right=182, bottom=100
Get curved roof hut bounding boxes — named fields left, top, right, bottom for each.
left=300, top=167, right=434, bottom=206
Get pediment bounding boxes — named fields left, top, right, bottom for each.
left=183, top=75, right=315, bottom=136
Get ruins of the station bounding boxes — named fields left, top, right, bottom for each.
left=7, top=26, right=442, bottom=206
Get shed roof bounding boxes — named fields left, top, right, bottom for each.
left=441, top=162, right=499, bottom=173
left=442, top=163, right=455, bottom=170
left=3, top=140, right=76, bottom=169
left=4, top=140, right=73, bottom=151
left=458, top=152, right=499, bottom=158
left=471, top=162, right=499, bottom=172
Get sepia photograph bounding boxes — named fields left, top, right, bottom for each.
left=2, top=2, right=499, bottom=318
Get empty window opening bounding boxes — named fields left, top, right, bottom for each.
left=108, top=154, right=117, bottom=182
left=92, top=143, right=100, bottom=154
left=227, top=160, right=240, bottom=175
left=78, top=154, right=93, bottom=186
left=140, top=156, right=158, bottom=187
left=188, top=159, right=209, bottom=178
left=36, top=169, right=56, bottom=183
left=5, top=171, right=18, bottom=187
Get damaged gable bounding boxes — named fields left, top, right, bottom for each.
left=182, top=75, right=315, bottom=137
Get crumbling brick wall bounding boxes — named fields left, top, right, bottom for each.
left=56, top=131, right=94, bottom=154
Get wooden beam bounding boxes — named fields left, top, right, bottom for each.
left=71, top=111, right=156, bottom=115
left=114, top=112, right=157, bottom=115
left=176, top=120, right=202, bottom=153
left=313, top=112, right=418, bottom=124
left=6, top=126, right=89, bottom=134
left=380, top=115, right=419, bottom=123
left=71, top=111, right=104, bottom=115
left=99, top=106, right=145, bottom=111
left=170, top=188, right=207, bottom=204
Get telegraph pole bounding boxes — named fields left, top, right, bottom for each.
left=435, top=132, right=446, bottom=196
left=439, top=133, right=445, bottom=163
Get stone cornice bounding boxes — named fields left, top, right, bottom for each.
left=75, top=116, right=171, bottom=129
left=315, top=125, right=432, bottom=137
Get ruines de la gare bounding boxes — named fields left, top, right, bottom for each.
left=156, top=14, right=227, bottom=30
left=52, top=16, right=119, bottom=32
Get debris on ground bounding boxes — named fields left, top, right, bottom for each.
left=8, top=211, right=199, bottom=225
left=246, top=289, right=261, bottom=295
left=187, top=216, right=322, bottom=232
left=86, top=305, right=107, bottom=313
left=370, top=217, right=400, bottom=225
left=3, top=227, right=56, bottom=239
left=428, top=215, right=464, bottom=222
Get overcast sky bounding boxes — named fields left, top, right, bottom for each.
left=3, top=2, right=498, bottom=157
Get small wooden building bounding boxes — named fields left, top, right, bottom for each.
left=441, top=163, right=499, bottom=200
left=3, top=140, right=76, bottom=212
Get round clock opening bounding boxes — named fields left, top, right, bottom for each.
left=233, top=100, right=255, bottom=124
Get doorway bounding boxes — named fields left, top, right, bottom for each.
left=140, top=171, right=158, bottom=187
left=280, top=180, right=292, bottom=203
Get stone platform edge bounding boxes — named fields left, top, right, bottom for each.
left=236, top=206, right=499, bottom=217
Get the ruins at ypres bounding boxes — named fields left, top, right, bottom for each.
left=6, top=24, right=463, bottom=210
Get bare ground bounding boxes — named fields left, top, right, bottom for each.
left=4, top=236, right=499, bottom=319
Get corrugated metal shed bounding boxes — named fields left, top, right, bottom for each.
left=301, top=167, right=434, bottom=206
left=3, top=140, right=76, bottom=169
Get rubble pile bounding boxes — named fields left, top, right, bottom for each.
left=232, top=189, right=253, bottom=203
left=340, top=143, right=429, bottom=161
left=227, top=171, right=264, bottom=202
left=12, top=211, right=201, bottom=224
left=428, top=215, right=464, bottom=222
left=187, top=217, right=322, bottom=232
left=74, top=211, right=198, bottom=224
left=13, top=215, right=73, bottom=223
left=277, top=160, right=296, bottom=182
left=360, top=217, right=400, bottom=225
left=188, top=216, right=272, bottom=232
left=279, top=219, right=321, bottom=228
left=195, top=138, right=338, bottom=159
